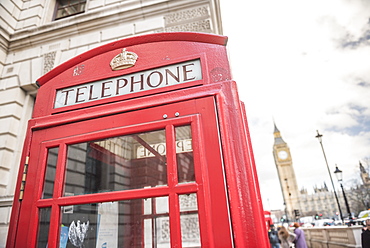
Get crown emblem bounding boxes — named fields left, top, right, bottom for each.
left=110, top=48, right=138, bottom=70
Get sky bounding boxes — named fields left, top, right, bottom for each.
left=220, top=0, right=370, bottom=211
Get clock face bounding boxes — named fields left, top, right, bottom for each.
left=278, top=150, right=288, bottom=160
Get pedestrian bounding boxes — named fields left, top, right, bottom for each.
left=268, top=224, right=281, bottom=248
left=278, top=225, right=296, bottom=248
left=362, top=217, right=370, bottom=248
left=293, top=222, right=308, bottom=248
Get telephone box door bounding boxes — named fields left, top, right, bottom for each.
left=14, top=97, right=233, bottom=248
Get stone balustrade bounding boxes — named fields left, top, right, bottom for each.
left=302, top=226, right=363, bottom=248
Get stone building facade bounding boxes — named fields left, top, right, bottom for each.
left=299, top=184, right=345, bottom=219
left=0, top=0, right=223, bottom=246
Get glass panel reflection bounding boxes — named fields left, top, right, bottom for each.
left=64, top=129, right=167, bottom=196
left=59, top=197, right=170, bottom=247
left=176, top=126, right=195, bottom=183
left=37, top=207, right=51, bottom=248
left=42, top=147, right=59, bottom=199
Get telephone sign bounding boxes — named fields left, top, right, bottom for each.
left=7, top=32, right=269, bottom=248
left=55, top=59, right=202, bottom=108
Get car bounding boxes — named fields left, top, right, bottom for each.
left=358, top=210, right=370, bottom=220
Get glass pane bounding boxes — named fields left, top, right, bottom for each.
left=64, top=129, right=167, bottom=196
left=55, top=0, right=86, bottom=20
left=180, top=194, right=201, bottom=247
left=59, top=197, right=169, bottom=247
left=148, top=196, right=170, bottom=248
left=37, top=207, right=51, bottom=248
left=42, top=147, right=59, bottom=199
left=176, top=126, right=195, bottom=183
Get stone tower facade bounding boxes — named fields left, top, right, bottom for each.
left=360, top=161, right=370, bottom=187
left=272, top=124, right=301, bottom=220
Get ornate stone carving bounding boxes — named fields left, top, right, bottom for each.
left=43, top=51, right=56, bottom=74
left=164, top=6, right=209, bottom=25
left=165, top=20, right=211, bottom=33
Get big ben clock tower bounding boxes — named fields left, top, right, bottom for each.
left=273, top=123, right=301, bottom=221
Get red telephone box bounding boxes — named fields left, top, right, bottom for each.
left=7, top=32, right=269, bottom=247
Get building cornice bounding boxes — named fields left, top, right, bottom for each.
left=0, top=26, right=10, bottom=53
left=8, top=0, right=210, bottom=51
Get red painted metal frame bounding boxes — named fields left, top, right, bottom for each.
left=9, top=97, right=233, bottom=247
left=215, top=82, right=270, bottom=247
left=8, top=32, right=269, bottom=247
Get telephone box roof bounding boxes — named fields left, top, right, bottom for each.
left=36, top=32, right=228, bottom=87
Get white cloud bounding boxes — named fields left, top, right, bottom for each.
left=220, top=0, right=370, bottom=210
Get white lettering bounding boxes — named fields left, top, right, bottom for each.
left=136, top=139, right=193, bottom=158
left=54, top=59, right=202, bottom=108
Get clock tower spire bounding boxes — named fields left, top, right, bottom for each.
left=273, top=123, right=301, bottom=221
